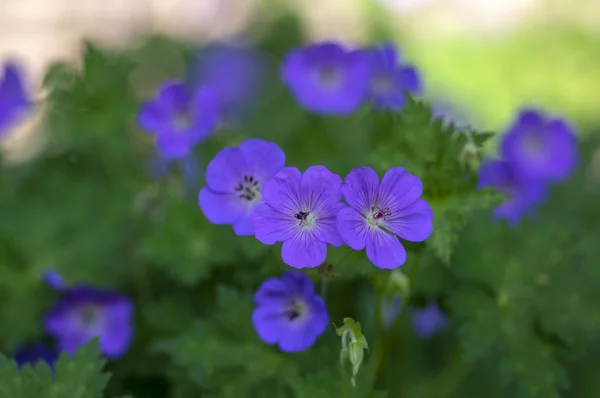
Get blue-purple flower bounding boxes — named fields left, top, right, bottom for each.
left=43, top=285, right=134, bottom=359
left=500, top=109, right=578, bottom=183
left=281, top=42, right=371, bottom=115
left=337, top=167, right=433, bottom=269
left=42, top=269, right=65, bottom=290
left=411, top=300, right=447, bottom=339
left=252, top=271, right=329, bottom=352
left=189, top=42, right=265, bottom=112
left=357, top=42, right=421, bottom=110
left=14, top=343, right=57, bottom=370
left=253, top=166, right=345, bottom=268
left=137, top=81, right=220, bottom=159
left=0, top=62, right=30, bottom=139
left=478, top=159, right=547, bottom=225
left=199, top=138, right=286, bottom=236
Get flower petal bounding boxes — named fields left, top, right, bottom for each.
left=252, top=305, right=287, bottom=345
left=155, top=134, right=193, bottom=159
left=337, top=207, right=368, bottom=250
left=365, top=230, right=407, bottom=269
left=137, top=101, right=170, bottom=134
left=204, top=147, right=249, bottom=193
left=99, top=321, right=133, bottom=359
left=233, top=210, right=257, bottom=236
left=300, top=165, right=342, bottom=210
left=278, top=327, right=317, bottom=353
left=254, top=277, right=290, bottom=306
left=239, top=138, right=286, bottom=180
left=253, top=203, right=296, bottom=244
left=261, top=167, right=303, bottom=213
left=342, top=167, right=379, bottom=213
left=281, top=271, right=316, bottom=298
left=314, top=201, right=345, bottom=246
left=157, top=80, right=190, bottom=112
left=398, top=66, right=421, bottom=94
left=198, top=187, right=245, bottom=225
left=307, top=296, right=329, bottom=335
left=281, top=233, right=327, bottom=268
left=377, top=167, right=423, bottom=211
left=385, top=199, right=433, bottom=242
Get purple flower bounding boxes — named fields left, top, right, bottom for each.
left=42, top=269, right=65, bottom=290
left=14, top=343, right=57, bottom=370
left=189, top=42, right=265, bottom=111
left=281, top=42, right=371, bottom=115
left=253, top=166, right=345, bottom=268
left=252, top=271, right=329, bottom=353
left=478, top=159, right=547, bottom=225
left=0, top=62, right=30, bottom=139
left=337, top=167, right=433, bottom=269
left=137, top=81, right=220, bottom=159
left=43, top=285, right=134, bottom=359
left=358, top=42, right=422, bottom=110
left=199, top=138, right=286, bottom=236
left=500, top=109, right=578, bottom=183
left=411, top=300, right=447, bottom=339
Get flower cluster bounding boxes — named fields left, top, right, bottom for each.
left=478, top=109, right=578, bottom=224
left=281, top=41, right=421, bottom=115
left=199, top=140, right=434, bottom=270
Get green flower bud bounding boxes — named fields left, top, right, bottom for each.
left=349, top=341, right=364, bottom=376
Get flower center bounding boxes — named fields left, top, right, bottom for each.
left=284, top=299, right=307, bottom=322
left=316, top=66, right=342, bottom=89
left=172, top=111, right=193, bottom=132
left=522, top=132, right=545, bottom=158
left=234, top=175, right=261, bottom=202
left=294, top=210, right=315, bottom=228
left=371, top=73, right=394, bottom=94
left=77, top=304, right=103, bottom=328
left=366, top=206, right=392, bottom=228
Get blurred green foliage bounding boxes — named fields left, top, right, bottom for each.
left=1, top=10, right=600, bottom=398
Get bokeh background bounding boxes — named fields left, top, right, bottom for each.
left=1, top=1, right=600, bottom=397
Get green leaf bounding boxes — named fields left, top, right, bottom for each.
left=0, top=340, right=112, bottom=398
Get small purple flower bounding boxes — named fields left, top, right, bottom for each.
left=14, top=343, right=57, bottom=370
left=42, top=269, right=65, bottom=290
left=500, top=109, right=578, bottom=183
left=411, top=300, right=447, bottom=339
left=137, top=81, right=220, bottom=159
left=478, top=159, right=547, bottom=225
left=358, top=42, right=422, bottom=110
left=337, top=167, right=433, bottom=269
left=199, top=138, right=286, bottom=236
left=189, top=42, right=265, bottom=112
left=252, top=271, right=329, bottom=353
left=0, top=62, right=31, bottom=139
left=253, top=166, right=345, bottom=268
left=281, top=42, right=371, bottom=115
left=43, top=285, right=134, bottom=359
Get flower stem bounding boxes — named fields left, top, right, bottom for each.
left=335, top=247, right=355, bottom=268
left=320, top=276, right=328, bottom=300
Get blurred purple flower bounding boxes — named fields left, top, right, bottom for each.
left=189, top=42, right=265, bottom=113
left=337, top=167, right=433, bottom=269
left=281, top=42, right=371, bottom=115
left=252, top=271, right=329, bottom=352
left=199, top=138, right=286, bottom=236
left=42, top=269, right=66, bottom=291
left=43, top=285, right=134, bottom=359
left=500, top=109, right=578, bottom=183
left=0, top=62, right=31, bottom=140
left=137, top=81, right=220, bottom=159
left=253, top=166, right=345, bottom=268
left=381, top=295, right=402, bottom=331
left=14, top=343, right=57, bottom=370
left=478, top=159, right=547, bottom=225
left=357, top=42, right=422, bottom=110
left=411, top=300, right=447, bottom=339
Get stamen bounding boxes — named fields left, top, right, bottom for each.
left=237, top=175, right=261, bottom=201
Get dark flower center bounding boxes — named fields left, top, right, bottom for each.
left=371, top=73, right=394, bottom=94
left=284, top=299, right=306, bottom=322
left=77, top=304, right=102, bottom=327
left=316, top=66, right=342, bottom=89
left=367, top=206, right=392, bottom=227
left=234, top=175, right=260, bottom=201
left=294, top=210, right=315, bottom=227
left=522, top=132, right=545, bottom=158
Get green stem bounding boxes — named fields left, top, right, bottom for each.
left=320, top=276, right=328, bottom=300
left=335, top=247, right=355, bottom=268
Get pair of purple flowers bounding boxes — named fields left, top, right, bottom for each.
left=0, top=63, right=30, bottom=140
left=15, top=270, right=134, bottom=370
left=282, top=41, right=421, bottom=115
left=478, top=109, right=578, bottom=224
left=198, top=138, right=434, bottom=270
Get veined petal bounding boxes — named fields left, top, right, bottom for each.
left=199, top=188, right=245, bottom=224
left=365, top=229, right=407, bottom=269
left=281, top=232, right=327, bottom=268
left=377, top=167, right=423, bottom=211
left=300, top=165, right=342, bottom=211
left=341, top=167, right=379, bottom=213
left=204, top=147, right=249, bottom=193
left=261, top=167, right=303, bottom=213
left=385, top=199, right=433, bottom=242
left=252, top=305, right=287, bottom=345
left=337, top=207, right=369, bottom=250
left=239, top=138, right=286, bottom=180
left=281, top=271, right=316, bottom=298
left=253, top=203, right=296, bottom=244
